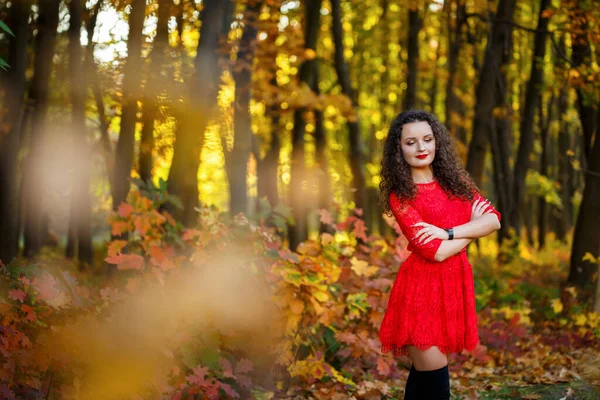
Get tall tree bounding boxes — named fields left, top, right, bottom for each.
left=112, top=0, right=146, bottom=211
left=22, top=0, right=61, bottom=258
left=288, top=0, right=322, bottom=250
left=0, top=0, right=32, bottom=264
left=167, top=0, right=232, bottom=225
left=230, top=0, right=263, bottom=216
left=511, top=0, right=551, bottom=237
left=139, top=0, right=173, bottom=184
left=404, top=5, right=421, bottom=110
left=330, top=0, right=367, bottom=225
left=465, top=0, right=517, bottom=187
left=568, top=3, right=600, bottom=288
left=65, top=0, right=93, bottom=266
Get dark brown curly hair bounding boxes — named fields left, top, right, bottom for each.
left=379, top=110, right=478, bottom=215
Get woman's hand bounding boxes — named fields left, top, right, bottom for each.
left=412, top=222, right=448, bottom=244
left=471, top=198, right=492, bottom=221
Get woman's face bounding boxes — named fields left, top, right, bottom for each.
left=400, top=121, right=436, bottom=169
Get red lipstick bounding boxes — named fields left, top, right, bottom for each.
left=416, top=154, right=428, bottom=159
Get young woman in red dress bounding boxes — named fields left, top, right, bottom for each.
left=378, top=110, right=501, bottom=399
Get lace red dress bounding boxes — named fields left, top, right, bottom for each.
left=378, top=179, right=501, bottom=356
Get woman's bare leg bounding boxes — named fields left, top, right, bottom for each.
left=407, top=345, right=448, bottom=371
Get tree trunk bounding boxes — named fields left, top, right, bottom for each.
left=167, top=0, right=231, bottom=225
left=555, top=81, right=572, bottom=240
left=257, top=101, right=281, bottom=211
left=511, top=0, right=551, bottom=237
left=0, top=0, right=31, bottom=264
left=537, top=93, right=553, bottom=249
left=571, top=15, right=596, bottom=163
left=465, top=0, right=516, bottom=187
left=65, top=0, right=93, bottom=266
left=113, top=0, right=146, bottom=211
left=85, top=0, right=115, bottom=199
left=330, top=0, right=367, bottom=225
left=404, top=7, right=421, bottom=110
left=22, top=0, right=61, bottom=258
left=288, top=0, right=322, bottom=250
left=312, top=61, right=331, bottom=234
left=568, top=119, right=600, bottom=288
left=139, top=0, right=172, bottom=184
left=230, top=0, right=263, bottom=216
left=444, top=0, right=465, bottom=132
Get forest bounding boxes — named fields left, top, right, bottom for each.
left=0, top=0, right=600, bottom=398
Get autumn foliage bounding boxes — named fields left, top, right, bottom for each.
left=1, top=187, right=599, bottom=399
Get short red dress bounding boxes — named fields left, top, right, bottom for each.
left=378, top=179, right=501, bottom=356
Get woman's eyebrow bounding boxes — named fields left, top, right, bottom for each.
left=404, top=134, right=434, bottom=140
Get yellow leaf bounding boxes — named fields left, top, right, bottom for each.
left=565, top=286, right=578, bottom=297
left=313, top=290, right=329, bottom=302
left=290, top=299, right=304, bottom=315
left=350, top=257, right=379, bottom=277
left=551, top=299, right=563, bottom=314
left=583, top=252, right=599, bottom=263
left=574, top=314, right=587, bottom=326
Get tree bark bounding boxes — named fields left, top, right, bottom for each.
left=230, top=0, right=263, bottom=216
left=22, top=0, right=61, bottom=258
left=537, top=93, right=553, bottom=249
left=330, top=0, right=367, bottom=225
left=167, top=0, right=231, bottom=225
left=465, top=0, right=516, bottom=187
left=511, top=0, right=551, bottom=237
left=444, top=0, right=466, bottom=133
left=65, top=0, right=93, bottom=266
left=113, top=0, right=146, bottom=211
left=404, top=7, right=421, bottom=110
left=0, top=0, right=31, bottom=264
left=139, top=0, right=172, bottom=184
left=568, top=118, right=600, bottom=288
left=288, top=0, right=322, bottom=250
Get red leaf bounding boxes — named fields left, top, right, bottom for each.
left=377, top=358, right=392, bottom=376
left=353, top=219, right=368, bottom=241
left=8, top=289, right=26, bottom=303
left=219, top=357, right=234, bottom=378
left=319, top=209, right=333, bottom=225
left=118, top=202, right=135, bottom=218
left=186, top=365, right=209, bottom=386
left=21, top=305, right=36, bottom=322
left=104, top=254, right=144, bottom=270
left=219, top=382, right=239, bottom=398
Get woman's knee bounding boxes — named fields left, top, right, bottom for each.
left=407, top=345, right=448, bottom=371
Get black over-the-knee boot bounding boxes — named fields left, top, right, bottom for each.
left=417, top=365, right=450, bottom=400
left=403, top=365, right=418, bottom=400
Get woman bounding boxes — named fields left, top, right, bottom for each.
left=378, top=110, right=501, bottom=399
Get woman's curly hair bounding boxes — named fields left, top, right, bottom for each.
left=379, top=110, right=478, bottom=215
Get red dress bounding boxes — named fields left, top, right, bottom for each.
left=378, top=179, right=501, bottom=356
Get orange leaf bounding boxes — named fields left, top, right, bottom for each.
left=21, top=305, right=36, bottom=322
left=111, top=221, right=130, bottom=236
left=107, top=240, right=128, bottom=257
left=118, top=203, right=135, bottom=218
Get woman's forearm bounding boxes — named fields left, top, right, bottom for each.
left=452, top=214, right=501, bottom=240
left=434, top=238, right=472, bottom=262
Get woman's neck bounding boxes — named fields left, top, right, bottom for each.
left=411, top=167, right=434, bottom=183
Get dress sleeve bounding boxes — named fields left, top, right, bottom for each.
left=389, top=192, right=443, bottom=261
left=471, top=191, right=502, bottom=223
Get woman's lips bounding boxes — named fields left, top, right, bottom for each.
left=416, top=154, right=428, bottom=159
